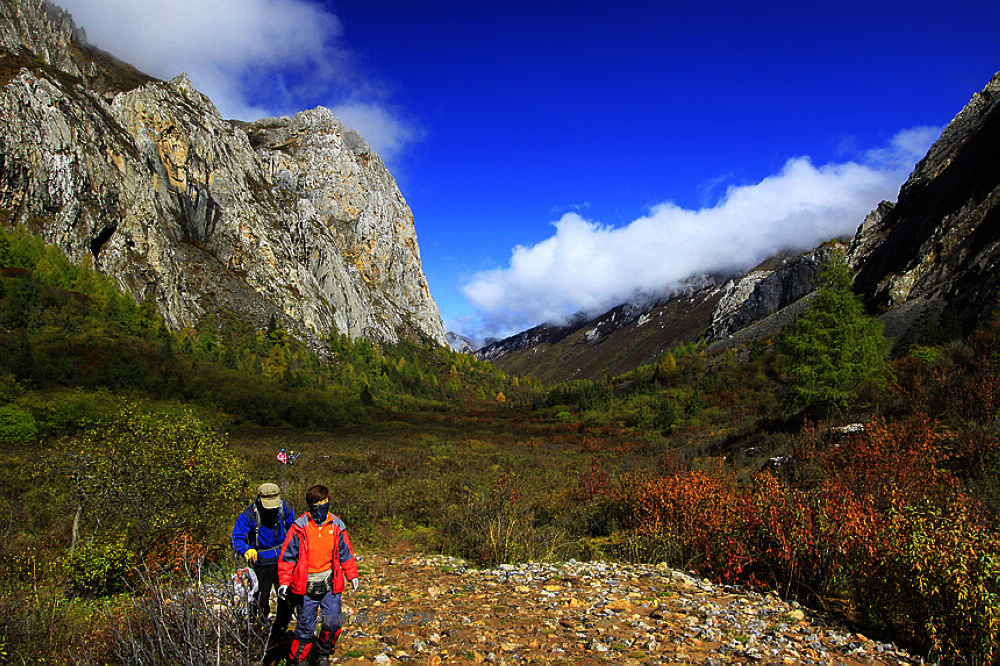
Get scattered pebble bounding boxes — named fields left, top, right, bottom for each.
left=331, top=554, right=921, bottom=664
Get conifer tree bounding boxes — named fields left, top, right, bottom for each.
left=778, top=254, right=891, bottom=416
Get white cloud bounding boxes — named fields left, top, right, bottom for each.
left=863, top=126, right=942, bottom=172
left=460, top=127, right=941, bottom=340
left=57, top=0, right=419, bottom=163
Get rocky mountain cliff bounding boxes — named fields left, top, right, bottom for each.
left=0, top=0, right=446, bottom=348
left=849, top=71, right=1000, bottom=343
left=704, top=242, right=847, bottom=344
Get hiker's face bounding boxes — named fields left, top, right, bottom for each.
left=309, top=498, right=330, bottom=523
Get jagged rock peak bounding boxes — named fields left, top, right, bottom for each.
left=845, top=201, right=895, bottom=264
left=902, top=71, right=1000, bottom=196
left=257, top=108, right=371, bottom=156
left=0, top=0, right=87, bottom=75
left=447, top=332, right=476, bottom=354
left=850, top=69, right=1000, bottom=337
left=0, top=1, right=153, bottom=94
left=170, top=73, right=207, bottom=101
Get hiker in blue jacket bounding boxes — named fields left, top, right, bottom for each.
left=232, top=483, right=296, bottom=657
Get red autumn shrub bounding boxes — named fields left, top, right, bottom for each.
left=612, top=411, right=1000, bottom=661
left=613, top=467, right=746, bottom=577
left=740, top=473, right=878, bottom=595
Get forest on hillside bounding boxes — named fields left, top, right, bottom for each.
left=1, top=227, right=998, bottom=664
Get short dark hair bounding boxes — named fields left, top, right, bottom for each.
left=305, top=484, right=330, bottom=506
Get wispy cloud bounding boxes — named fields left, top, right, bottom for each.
left=57, top=0, right=420, bottom=163
left=460, top=126, right=941, bottom=341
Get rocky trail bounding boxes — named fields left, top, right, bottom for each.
left=303, top=554, right=921, bottom=665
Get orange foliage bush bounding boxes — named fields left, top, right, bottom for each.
left=576, top=457, right=610, bottom=502
left=613, top=467, right=746, bottom=576
left=815, top=416, right=957, bottom=507
left=740, top=474, right=877, bottom=595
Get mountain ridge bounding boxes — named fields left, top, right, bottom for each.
left=473, top=241, right=852, bottom=381
left=850, top=71, right=1000, bottom=338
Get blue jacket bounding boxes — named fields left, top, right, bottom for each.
left=231, top=499, right=296, bottom=564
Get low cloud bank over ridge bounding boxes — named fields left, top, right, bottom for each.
left=460, top=127, right=941, bottom=342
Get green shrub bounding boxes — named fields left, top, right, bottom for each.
left=19, top=387, right=121, bottom=437
left=0, top=372, right=25, bottom=402
left=61, top=403, right=247, bottom=561
left=0, top=404, right=38, bottom=444
left=855, top=502, right=1000, bottom=663
left=0, top=545, right=98, bottom=662
left=438, top=472, right=572, bottom=565
left=69, top=539, right=135, bottom=597
left=908, top=346, right=941, bottom=364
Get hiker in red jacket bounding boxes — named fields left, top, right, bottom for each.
left=277, top=484, right=359, bottom=665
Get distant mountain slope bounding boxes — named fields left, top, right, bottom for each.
left=478, top=243, right=840, bottom=382
left=477, top=280, right=725, bottom=383
left=705, top=242, right=848, bottom=344
left=446, top=332, right=476, bottom=354
left=0, top=0, right=446, bottom=348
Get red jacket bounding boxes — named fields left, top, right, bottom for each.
left=278, top=512, right=358, bottom=595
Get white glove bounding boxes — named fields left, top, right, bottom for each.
left=277, top=585, right=288, bottom=600
left=349, top=578, right=359, bottom=592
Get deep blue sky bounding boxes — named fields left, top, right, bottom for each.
left=60, top=0, right=1000, bottom=343
left=327, top=0, right=999, bottom=340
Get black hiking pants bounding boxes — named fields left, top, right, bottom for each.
left=254, top=562, right=294, bottom=646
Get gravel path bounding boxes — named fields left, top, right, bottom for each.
left=319, top=554, right=920, bottom=665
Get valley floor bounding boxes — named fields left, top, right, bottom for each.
left=275, top=551, right=920, bottom=665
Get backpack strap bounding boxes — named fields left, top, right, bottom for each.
left=252, top=503, right=261, bottom=549
left=251, top=501, right=287, bottom=554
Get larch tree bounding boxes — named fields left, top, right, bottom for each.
left=778, top=254, right=892, bottom=416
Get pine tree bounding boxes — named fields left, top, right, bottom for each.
left=778, top=254, right=891, bottom=415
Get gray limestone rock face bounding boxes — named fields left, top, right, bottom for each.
left=845, top=201, right=894, bottom=265
left=245, top=109, right=444, bottom=345
left=705, top=244, right=845, bottom=344
left=0, top=0, right=446, bottom=348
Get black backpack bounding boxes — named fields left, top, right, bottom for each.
left=250, top=501, right=288, bottom=550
